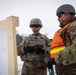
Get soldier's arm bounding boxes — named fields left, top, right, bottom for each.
left=55, top=22, right=76, bottom=65
left=42, top=35, right=51, bottom=64
left=45, top=35, right=51, bottom=47
left=17, top=38, right=26, bottom=56
left=43, top=35, right=51, bottom=56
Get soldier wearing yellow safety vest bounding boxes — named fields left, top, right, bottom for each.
left=47, top=4, right=76, bottom=75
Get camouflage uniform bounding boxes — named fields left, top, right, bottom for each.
left=55, top=16, right=76, bottom=75
left=17, top=18, right=51, bottom=75
left=17, top=33, right=50, bottom=75
left=53, top=4, right=76, bottom=75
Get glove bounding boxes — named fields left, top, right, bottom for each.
left=33, top=45, right=45, bottom=54
left=35, top=48, right=45, bottom=55
left=47, top=58, right=56, bottom=69
left=23, top=46, right=34, bottom=53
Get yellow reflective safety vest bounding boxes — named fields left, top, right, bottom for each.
left=50, top=21, right=76, bottom=58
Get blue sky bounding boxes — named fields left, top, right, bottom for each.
left=0, top=0, right=76, bottom=38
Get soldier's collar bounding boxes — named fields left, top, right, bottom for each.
left=32, top=33, right=41, bottom=36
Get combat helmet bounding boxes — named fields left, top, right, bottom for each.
left=56, top=4, right=76, bottom=16
left=30, top=18, right=43, bottom=27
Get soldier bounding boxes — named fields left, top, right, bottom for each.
left=17, top=18, right=51, bottom=75
left=47, top=4, right=76, bottom=75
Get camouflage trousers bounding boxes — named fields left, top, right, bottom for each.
left=21, top=60, right=47, bottom=75
left=55, top=63, right=76, bottom=75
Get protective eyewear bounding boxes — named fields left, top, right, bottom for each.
left=58, top=12, right=65, bottom=18
left=30, top=25, right=41, bottom=28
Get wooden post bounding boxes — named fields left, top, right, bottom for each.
left=0, top=16, right=19, bottom=75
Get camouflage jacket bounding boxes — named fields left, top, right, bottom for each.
left=55, top=17, right=76, bottom=75
left=17, top=33, right=51, bottom=63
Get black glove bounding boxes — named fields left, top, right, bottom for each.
left=33, top=45, right=45, bottom=54
left=23, top=46, right=34, bottom=53
left=47, top=58, right=56, bottom=69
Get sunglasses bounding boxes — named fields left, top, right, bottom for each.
left=58, top=12, right=65, bottom=18
left=30, top=25, right=41, bottom=28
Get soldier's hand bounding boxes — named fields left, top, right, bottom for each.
left=33, top=45, right=45, bottom=54
left=35, top=48, right=45, bottom=54
left=23, top=46, right=34, bottom=53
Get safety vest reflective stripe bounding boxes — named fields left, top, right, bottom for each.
left=50, top=46, right=65, bottom=54
left=50, top=46, right=65, bottom=58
